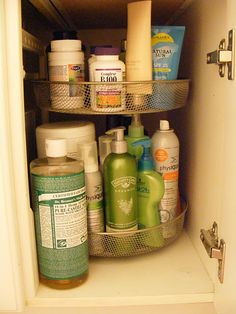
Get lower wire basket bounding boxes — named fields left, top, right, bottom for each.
left=88, top=198, right=187, bottom=257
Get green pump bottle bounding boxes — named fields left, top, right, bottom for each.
left=103, top=127, right=138, bottom=232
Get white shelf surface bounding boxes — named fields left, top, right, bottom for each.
left=29, top=231, right=214, bottom=307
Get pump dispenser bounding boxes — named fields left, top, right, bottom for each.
left=103, top=127, right=138, bottom=232
left=106, top=126, right=128, bottom=154
left=133, top=139, right=164, bottom=247
left=125, top=114, right=149, bottom=160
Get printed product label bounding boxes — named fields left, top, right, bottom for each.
left=94, top=68, right=124, bottom=109
left=86, top=183, right=104, bottom=233
left=152, top=32, right=178, bottom=80
left=49, top=63, right=84, bottom=97
left=107, top=176, right=137, bottom=230
left=31, top=172, right=88, bottom=280
left=154, top=146, right=179, bottom=224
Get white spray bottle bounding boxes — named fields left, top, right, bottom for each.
left=151, top=120, right=179, bottom=238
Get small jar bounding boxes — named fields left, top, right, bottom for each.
left=48, top=39, right=85, bottom=109
left=90, top=47, right=125, bottom=112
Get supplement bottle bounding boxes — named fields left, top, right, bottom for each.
left=30, top=138, right=88, bottom=289
left=90, top=47, right=125, bottom=112
left=48, top=39, right=85, bottom=109
left=151, top=120, right=179, bottom=237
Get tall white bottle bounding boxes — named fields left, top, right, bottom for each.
left=77, top=141, right=105, bottom=233
left=151, top=120, right=179, bottom=237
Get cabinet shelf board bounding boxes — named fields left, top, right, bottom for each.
left=28, top=232, right=214, bottom=307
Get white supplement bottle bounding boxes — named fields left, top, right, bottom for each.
left=151, top=120, right=179, bottom=237
left=48, top=39, right=85, bottom=109
left=30, top=138, right=88, bottom=289
left=77, top=141, right=105, bottom=234
left=90, top=47, right=125, bottom=112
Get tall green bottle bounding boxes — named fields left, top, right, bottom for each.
left=103, top=127, right=138, bottom=232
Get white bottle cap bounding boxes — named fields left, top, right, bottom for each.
left=51, top=39, right=82, bottom=52
left=45, top=138, right=67, bottom=157
left=78, top=141, right=99, bottom=173
left=160, top=120, right=170, bottom=131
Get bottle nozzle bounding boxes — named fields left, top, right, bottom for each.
left=106, top=127, right=127, bottom=154
left=128, top=114, right=144, bottom=137
left=160, top=120, right=170, bottom=131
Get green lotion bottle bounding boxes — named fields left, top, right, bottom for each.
left=103, top=127, right=138, bottom=232
left=133, top=139, right=164, bottom=247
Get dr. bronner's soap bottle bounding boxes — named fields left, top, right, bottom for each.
left=30, top=138, right=88, bottom=289
left=103, top=127, right=138, bottom=232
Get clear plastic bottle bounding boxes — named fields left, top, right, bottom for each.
left=30, top=138, right=88, bottom=289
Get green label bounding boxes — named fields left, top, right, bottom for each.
left=108, top=176, right=137, bottom=230
left=31, top=172, right=88, bottom=280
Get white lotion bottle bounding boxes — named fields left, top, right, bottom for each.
left=77, top=141, right=105, bottom=233
left=126, top=1, right=152, bottom=99
left=151, top=120, right=179, bottom=237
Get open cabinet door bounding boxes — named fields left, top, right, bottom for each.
left=176, top=0, right=236, bottom=313
left=214, top=1, right=236, bottom=313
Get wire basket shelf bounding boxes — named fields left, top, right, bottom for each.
left=88, top=198, right=187, bottom=257
left=33, top=80, right=190, bottom=114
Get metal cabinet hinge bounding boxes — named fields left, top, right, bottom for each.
left=200, top=222, right=226, bottom=283
left=207, top=29, right=235, bottom=80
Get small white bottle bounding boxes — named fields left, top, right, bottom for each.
left=90, top=47, right=125, bottom=112
left=151, top=120, right=179, bottom=237
left=78, top=141, right=105, bottom=233
left=48, top=39, right=85, bottom=109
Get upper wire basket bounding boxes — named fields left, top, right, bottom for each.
left=33, top=80, right=190, bottom=114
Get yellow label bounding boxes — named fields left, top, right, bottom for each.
left=151, top=32, right=174, bottom=46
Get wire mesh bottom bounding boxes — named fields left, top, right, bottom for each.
left=33, top=80, right=190, bottom=114
left=88, top=199, right=187, bottom=257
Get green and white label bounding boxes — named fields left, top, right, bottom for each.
left=31, top=172, right=88, bottom=280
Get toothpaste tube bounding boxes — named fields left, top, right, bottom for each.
left=151, top=26, right=185, bottom=80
